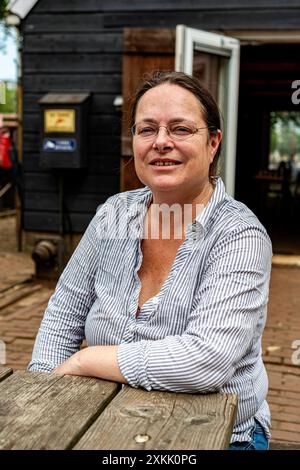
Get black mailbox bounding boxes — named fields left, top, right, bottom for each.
left=39, top=93, right=91, bottom=169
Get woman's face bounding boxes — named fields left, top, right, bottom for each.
left=133, top=83, right=222, bottom=200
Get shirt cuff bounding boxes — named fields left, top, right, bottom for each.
left=117, top=341, right=152, bottom=391
left=27, top=361, right=54, bottom=373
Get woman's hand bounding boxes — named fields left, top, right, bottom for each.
left=53, top=345, right=127, bottom=384
left=54, top=351, right=82, bottom=375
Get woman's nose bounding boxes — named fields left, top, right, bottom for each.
left=152, top=127, right=174, bottom=151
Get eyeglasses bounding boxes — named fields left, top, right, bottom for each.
left=131, top=121, right=215, bottom=141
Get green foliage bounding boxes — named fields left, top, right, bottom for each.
left=0, top=0, right=8, bottom=21
left=270, top=111, right=300, bottom=130
left=270, top=111, right=300, bottom=160
left=0, top=81, right=17, bottom=113
left=0, top=1, right=10, bottom=53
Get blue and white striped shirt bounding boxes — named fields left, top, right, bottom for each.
left=28, top=178, right=272, bottom=443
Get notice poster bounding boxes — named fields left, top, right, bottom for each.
left=44, top=109, right=75, bottom=133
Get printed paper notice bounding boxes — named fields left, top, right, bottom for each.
left=44, top=109, right=75, bottom=133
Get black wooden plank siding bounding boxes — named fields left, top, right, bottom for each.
left=23, top=192, right=109, bottom=213
left=23, top=74, right=122, bottom=94
left=102, top=10, right=300, bottom=29
left=24, top=33, right=123, bottom=53
left=22, top=153, right=120, bottom=174
left=22, top=0, right=300, bottom=233
left=32, top=0, right=300, bottom=13
left=23, top=211, right=95, bottom=233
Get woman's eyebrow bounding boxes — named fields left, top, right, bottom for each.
left=169, top=118, right=192, bottom=123
left=137, top=118, right=157, bottom=124
left=138, top=117, right=195, bottom=124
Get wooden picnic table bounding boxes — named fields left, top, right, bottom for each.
left=0, top=366, right=237, bottom=450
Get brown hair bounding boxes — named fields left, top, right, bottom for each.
left=129, top=71, right=222, bottom=176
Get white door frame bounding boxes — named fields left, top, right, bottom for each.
left=175, top=25, right=240, bottom=197
left=225, top=30, right=300, bottom=44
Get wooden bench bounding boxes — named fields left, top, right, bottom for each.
left=0, top=366, right=237, bottom=450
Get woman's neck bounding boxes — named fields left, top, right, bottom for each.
left=146, top=180, right=215, bottom=239
left=151, top=180, right=215, bottom=210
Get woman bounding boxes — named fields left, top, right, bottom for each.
left=28, top=71, right=272, bottom=450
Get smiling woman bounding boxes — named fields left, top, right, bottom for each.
left=28, top=71, right=272, bottom=450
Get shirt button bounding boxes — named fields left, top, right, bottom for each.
left=152, top=296, right=159, bottom=305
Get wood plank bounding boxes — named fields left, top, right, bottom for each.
left=23, top=211, right=94, bottom=233
left=0, top=254, right=34, bottom=291
left=23, top=192, right=107, bottom=213
left=23, top=53, right=121, bottom=74
left=35, top=0, right=300, bottom=12
left=24, top=33, right=122, bottom=53
left=23, top=173, right=119, bottom=194
left=23, top=73, right=122, bottom=94
left=0, top=287, right=52, bottom=319
left=103, top=10, right=300, bottom=29
left=102, top=0, right=300, bottom=11
left=34, top=0, right=103, bottom=11
left=0, top=367, right=13, bottom=383
left=0, top=285, right=42, bottom=312
left=124, top=28, right=175, bottom=53
left=23, top=14, right=104, bottom=33
left=0, top=278, right=33, bottom=295
left=74, top=386, right=237, bottom=450
left=22, top=153, right=119, bottom=173
left=0, top=209, right=16, bottom=218
left=0, top=371, right=120, bottom=450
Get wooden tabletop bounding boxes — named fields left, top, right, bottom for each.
left=0, top=366, right=237, bottom=450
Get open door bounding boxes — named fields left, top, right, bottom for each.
left=176, top=26, right=240, bottom=196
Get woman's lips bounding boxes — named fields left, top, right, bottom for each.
left=149, top=163, right=182, bottom=170
left=149, top=160, right=182, bottom=167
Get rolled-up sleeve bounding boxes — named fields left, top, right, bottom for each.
left=118, top=225, right=272, bottom=393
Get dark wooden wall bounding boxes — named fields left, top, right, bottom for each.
left=21, top=0, right=300, bottom=233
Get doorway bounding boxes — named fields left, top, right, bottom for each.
left=236, top=43, right=300, bottom=255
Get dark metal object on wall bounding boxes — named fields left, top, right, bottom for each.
left=38, top=93, right=91, bottom=169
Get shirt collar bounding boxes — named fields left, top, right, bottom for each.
left=125, top=178, right=227, bottom=237
left=126, top=187, right=153, bottom=221
left=194, top=176, right=227, bottom=229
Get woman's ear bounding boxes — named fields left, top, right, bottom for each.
left=209, top=130, right=222, bottom=162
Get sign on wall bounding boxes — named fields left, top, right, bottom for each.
left=44, top=109, right=75, bottom=133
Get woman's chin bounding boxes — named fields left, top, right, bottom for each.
left=147, top=177, right=183, bottom=193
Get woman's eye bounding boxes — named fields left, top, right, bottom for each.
left=171, top=126, right=193, bottom=135
left=139, top=127, right=156, bottom=135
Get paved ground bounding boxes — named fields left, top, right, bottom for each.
left=0, top=214, right=300, bottom=447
